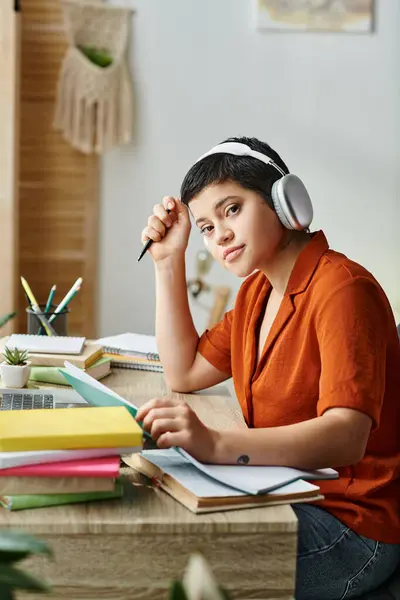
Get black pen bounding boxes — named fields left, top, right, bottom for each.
left=137, top=208, right=171, bottom=262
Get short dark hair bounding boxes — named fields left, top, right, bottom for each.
left=180, top=136, right=289, bottom=208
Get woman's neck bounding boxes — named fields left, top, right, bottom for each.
left=260, top=230, right=311, bottom=295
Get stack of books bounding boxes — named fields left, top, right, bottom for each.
left=0, top=405, right=142, bottom=510
left=1, top=336, right=111, bottom=385
left=97, top=332, right=163, bottom=373
left=0, top=456, right=122, bottom=510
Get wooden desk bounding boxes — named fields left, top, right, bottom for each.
left=1, top=369, right=297, bottom=600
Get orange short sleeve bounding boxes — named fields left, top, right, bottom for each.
left=197, top=310, right=233, bottom=375
left=316, top=277, right=387, bottom=430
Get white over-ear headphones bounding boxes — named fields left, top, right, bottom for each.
left=195, top=142, right=313, bottom=231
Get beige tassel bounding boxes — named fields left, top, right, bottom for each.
left=54, top=0, right=133, bottom=154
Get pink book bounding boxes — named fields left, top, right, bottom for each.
left=0, top=456, right=120, bottom=478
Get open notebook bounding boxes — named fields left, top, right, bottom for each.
left=124, top=449, right=325, bottom=514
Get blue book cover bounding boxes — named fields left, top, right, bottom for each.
left=60, top=362, right=151, bottom=439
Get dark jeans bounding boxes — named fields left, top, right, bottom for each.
left=293, top=504, right=400, bottom=600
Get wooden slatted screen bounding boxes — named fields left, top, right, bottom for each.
left=18, top=0, right=99, bottom=337
left=0, top=3, right=20, bottom=335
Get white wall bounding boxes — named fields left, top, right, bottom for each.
left=99, top=0, right=400, bottom=337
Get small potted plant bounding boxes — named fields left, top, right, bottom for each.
left=0, top=347, right=31, bottom=388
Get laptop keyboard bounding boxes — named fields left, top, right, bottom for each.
left=0, top=392, right=55, bottom=410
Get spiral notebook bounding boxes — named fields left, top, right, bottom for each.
left=6, top=334, right=85, bottom=355
left=103, top=354, right=163, bottom=373
left=97, top=333, right=159, bottom=360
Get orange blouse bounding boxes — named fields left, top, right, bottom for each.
left=198, top=231, right=400, bottom=543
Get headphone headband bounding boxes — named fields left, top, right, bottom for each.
left=194, top=141, right=313, bottom=232
left=195, top=142, right=287, bottom=177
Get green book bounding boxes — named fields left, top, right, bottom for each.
left=29, top=356, right=111, bottom=386
left=0, top=481, right=123, bottom=511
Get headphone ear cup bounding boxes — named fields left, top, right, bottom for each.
left=271, top=179, right=294, bottom=230
left=271, top=174, right=313, bottom=231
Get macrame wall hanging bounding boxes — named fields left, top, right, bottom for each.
left=54, top=0, right=133, bottom=154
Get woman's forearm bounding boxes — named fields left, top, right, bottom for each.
left=155, top=254, right=199, bottom=388
left=211, top=409, right=370, bottom=469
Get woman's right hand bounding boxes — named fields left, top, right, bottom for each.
left=141, top=196, right=191, bottom=262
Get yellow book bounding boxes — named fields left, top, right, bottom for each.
left=0, top=407, right=142, bottom=452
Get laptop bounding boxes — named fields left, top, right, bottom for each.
left=0, top=388, right=89, bottom=411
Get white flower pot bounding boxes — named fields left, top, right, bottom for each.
left=0, top=361, right=31, bottom=388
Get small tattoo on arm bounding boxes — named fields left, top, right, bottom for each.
left=237, top=454, right=250, bottom=465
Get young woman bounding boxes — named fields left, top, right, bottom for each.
left=136, top=136, right=400, bottom=599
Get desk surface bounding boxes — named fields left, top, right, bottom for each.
left=0, top=368, right=297, bottom=536
left=0, top=368, right=298, bottom=599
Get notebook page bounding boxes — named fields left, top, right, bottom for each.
left=97, top=333, right=158, bottom=354
left=63, top=362, right=138, bottom=410
left=62, top=360, right=155, bottom=426
left=140, top=449, right=320, bottom=499
left=177, top=448, right=338, bottom=495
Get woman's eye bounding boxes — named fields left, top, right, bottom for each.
left=226, top=204, right=240, bottom=217
left=200, top=225, right=214, bottom=236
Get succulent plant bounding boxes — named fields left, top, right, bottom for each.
left=2, top=347, right=29, bottom=366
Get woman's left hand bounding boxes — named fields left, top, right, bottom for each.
left=135, top=397, right=218, bottom=463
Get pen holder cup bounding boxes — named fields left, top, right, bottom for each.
left=26, top=305, right=70, bottom=336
